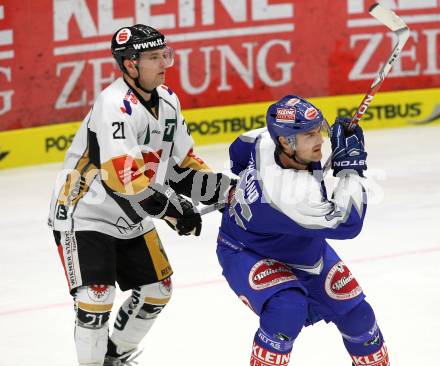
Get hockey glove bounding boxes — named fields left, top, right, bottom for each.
left=330, top=117, right=367, bottom=177
left=168, top=168, right=235, bottom=206
left=163, top=197, right=202, bottom=236
left=140, top=183, right=202, bottom=236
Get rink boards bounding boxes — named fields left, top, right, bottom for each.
left=0, top=87, right=439, bottom=169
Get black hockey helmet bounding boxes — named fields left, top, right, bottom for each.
left=111, top=24, right=166, bottom=72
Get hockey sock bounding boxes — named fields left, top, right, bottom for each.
left=251, top=327, right=293, bottom=366
left=74, top=285, right=116, bottom=365
left=110, top=279, right=172, bottom=354
left=334, top=300, right=389, bottom=366
left=251, top=289, right=308, bottom=365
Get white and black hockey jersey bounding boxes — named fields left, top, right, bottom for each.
left=48, top=77, right=208, bottom=239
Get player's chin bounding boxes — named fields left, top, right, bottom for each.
left=155, top=73, right=165, bottom=85
left=311, top=150, right=322, bottom=162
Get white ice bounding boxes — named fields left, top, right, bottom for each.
left=1, top=125, right=439, bottom=366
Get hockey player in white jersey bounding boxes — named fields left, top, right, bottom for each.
left=216, top=96, right=389, bottom=365
left=48, top=25, right=233, bottom=366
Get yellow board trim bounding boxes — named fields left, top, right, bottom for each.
left=1, top=88, right=439, bottom=169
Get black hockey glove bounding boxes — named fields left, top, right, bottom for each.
left=330, top=117, right=367, bottom=177
left=168, top=167, right=236, bottom=207
left=163, top=197, right=202, bottom=236
left=140, top=183, right=202, bottom=236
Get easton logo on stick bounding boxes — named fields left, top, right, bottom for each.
left=352, top=94, right=374, bottom=123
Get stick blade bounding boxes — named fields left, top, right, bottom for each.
left=369, top=3, right=407, bottom=31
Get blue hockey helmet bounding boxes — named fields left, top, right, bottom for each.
left=266, top=96, right=325, bottom=147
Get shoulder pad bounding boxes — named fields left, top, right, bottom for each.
left=239, top=128, right=267, bottom=143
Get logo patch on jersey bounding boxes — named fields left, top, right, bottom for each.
left=120, top=90, right=138, bottom=115
left=249, top=259, right=296, bottom=291
left=276, top=108, right=296, bottom=123
left=304, top=107, right=319, bottom=120
left=87, top=285, right=111, bottom=302
left=116, top=28, right=131, bottom=44
left=114, top=217, right=143, bottom=235
left=351, top=344, right=389, bottom=366
left=325, top=261, right=362, bottom=300
left=120, top=100, right=132, bottom=115
left=141, top=149, right=162, bottom=180
left=112, top=156, right=142, bottom=185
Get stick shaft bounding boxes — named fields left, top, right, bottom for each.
left=323, top=3, right=409, bottom=173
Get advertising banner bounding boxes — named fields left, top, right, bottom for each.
left=1, top=87, right=438, bottom=169
left=1, top=0, right=439, bottom=132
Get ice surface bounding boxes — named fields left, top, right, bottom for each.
left=1, top=125, right=439, bottom=365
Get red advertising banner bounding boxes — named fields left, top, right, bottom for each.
left=0, top=0, right=439, bottom=131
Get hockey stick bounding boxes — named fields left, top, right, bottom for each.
left=197, top=4, right=410, bottom=216
left=199, top=202, right=226, bottom=215
left=322, top=3, right=410, bottom=173
left=163, top=202, right=224, bottom=235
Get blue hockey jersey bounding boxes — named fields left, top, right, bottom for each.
left=219, top=128, right=367, bottom=272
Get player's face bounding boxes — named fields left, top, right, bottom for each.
left=136, top=47, right=174, bottom=89
left=295, top=125, right=324, bottom=163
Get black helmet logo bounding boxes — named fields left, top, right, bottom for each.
left=116, top=28, right=131, bottom=45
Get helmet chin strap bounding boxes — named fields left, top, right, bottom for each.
left=276, top=144, right=308, bottom=169
left=282, top=149, right=309, bottom=167
left=128, top=64, right=156, bottom=94
left=285, top=135, right=308, bottom=166
left=134, top=77, right=155, bottom=94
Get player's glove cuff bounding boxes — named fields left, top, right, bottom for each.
left=330, top=119, right=367, bottom=177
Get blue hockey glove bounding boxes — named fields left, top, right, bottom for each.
left=330, top=117, right=367, bottom=177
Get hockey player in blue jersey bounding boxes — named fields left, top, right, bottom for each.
left=216, top=96, right=389, bottom=366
